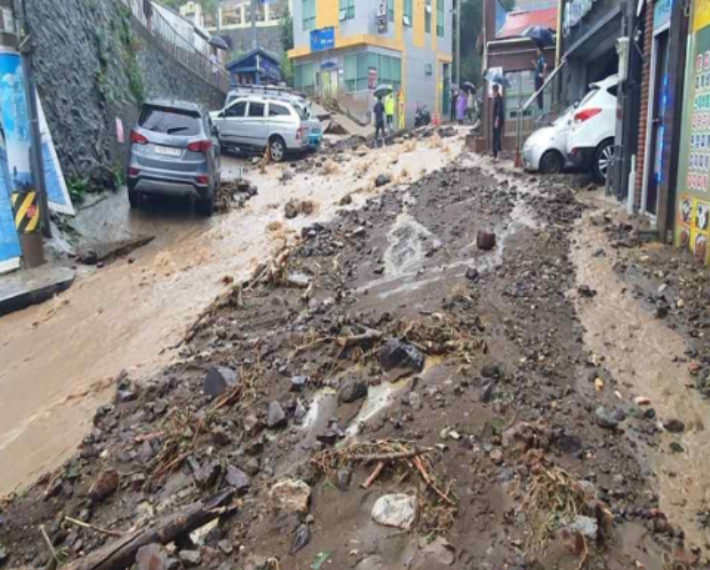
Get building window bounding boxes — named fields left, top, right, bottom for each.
left=437, top=0, right=444, bottom=36
left=303, top=0, right=316, bottom=30
left=425, top=0, right=432, bottom=34
left=339, top=0, right=355, bottom=20
left=344, top=52, right=401, bottom=93
left=295, top=62, right=317, bottom=95
left=504, top=70, right=546, bottom=120
left=403, top=0, right=412, bottom=26
left=222, top=7, right=243, bottom=25
left=388, top=0, right=394, bottom=22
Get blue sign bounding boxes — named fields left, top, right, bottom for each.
left=654, top=0, right=672, bottom=30
left=310, top=27, right=335, bottom=52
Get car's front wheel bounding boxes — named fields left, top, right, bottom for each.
left=539, top=150, right=563, bottom=174
left=269, top=136, right=286, bottom=163
left=593, top=140, right=615, bottom=183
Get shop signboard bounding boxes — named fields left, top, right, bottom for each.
left=675, top=0, right=710, bottom=263
left=310, top=27, right=335, bottom=52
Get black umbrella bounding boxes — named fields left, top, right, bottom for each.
left=462, top=81, right=476, bottom=93
left=522, top=26, right=554, bottom=47
left=209, top=36, right=229, bottom=50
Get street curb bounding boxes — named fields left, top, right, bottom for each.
left=0, top=266, right=75, bottom=317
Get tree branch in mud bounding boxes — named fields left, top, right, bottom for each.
left=63, top=491, right=236, bottom=570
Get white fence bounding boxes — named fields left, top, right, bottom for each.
left=118, top=0, right=230, bottom=92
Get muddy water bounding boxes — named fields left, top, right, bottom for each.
left=572, top=216, right=710, bottom=550
left=0, top=137, right=463, bottom=496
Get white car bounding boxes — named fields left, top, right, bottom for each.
left=522, top=106, right=575, bottom=174
left=567, top=74, right=618, bottom=183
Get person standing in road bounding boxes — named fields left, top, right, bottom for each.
left=533, top=46, right=547, bottom=113
left=467, top=88, right=476, bottom=123
left=384, top=92, right=395, bottom=133
left=374, top=96, right=386, bottom=147
left=492, top=84, right=504, bottom=161
left=456, top=90, right=467, bottom=124
left=450, top=89, right=458, bottom=122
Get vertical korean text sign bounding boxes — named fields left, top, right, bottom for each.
left=675, top=0, right=710, bottom=263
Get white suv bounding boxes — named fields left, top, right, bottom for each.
left=210, top=95, right=310, bottom=162
left=567, top=75, right=618, bottom=183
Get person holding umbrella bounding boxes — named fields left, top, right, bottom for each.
left=450, top=88, right=458, bottom=123
left=464, top=83, right=476, bottom=123
left=456, top=90, right=467, bottom=124
left=373, top=95, right=386, bottom=148
left=533, top=46, right=547, bottom=113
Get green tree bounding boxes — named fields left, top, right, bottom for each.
left=455, top=0, right=514, bottom=87
left=279, top=0, right=294, bottom=85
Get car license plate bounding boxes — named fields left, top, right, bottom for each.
left=154, top=145, right=181, bottom=157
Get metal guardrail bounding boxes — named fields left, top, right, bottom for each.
left=515, top=57, right=567, bottom=159
left=118, top=0, right=231, bottom=93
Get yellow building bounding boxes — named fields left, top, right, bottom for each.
left=288, top=0, right=453, bottom=126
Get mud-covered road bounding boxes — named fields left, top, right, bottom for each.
left=0, top=137, right=459, bottom=496
left=2, top=130, right=710, bottom=570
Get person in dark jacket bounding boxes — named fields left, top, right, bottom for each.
left=374, top=96, right=386, bottom=147
left=533, top=47, right=547, bottom=112
left=492, top=84, right=504, bottom=161
left=450, top=89, right=458, bottom=122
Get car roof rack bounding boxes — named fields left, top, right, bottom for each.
left=229, top=84, right=305, bottom=98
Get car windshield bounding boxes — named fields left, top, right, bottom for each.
left=139, top=106, right=201, bottom=136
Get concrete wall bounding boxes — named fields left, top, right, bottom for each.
left=24, top=0, right=225, bottom=179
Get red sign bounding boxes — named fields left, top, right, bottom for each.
left=368, top=67, right=378, bottom=90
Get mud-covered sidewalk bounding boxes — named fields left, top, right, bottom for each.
left=1, top=132, right=708, bottom=570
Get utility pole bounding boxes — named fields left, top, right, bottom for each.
left=0, top=0, right=44, bottom=268
left=251, top=0, right=258, bottom=51
left=17, top=0, right=49, bottom=239
left=456, top=0, right=461, bottom=85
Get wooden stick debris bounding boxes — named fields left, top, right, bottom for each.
left=412, top=456, right=455, bottom=506
left=336, top=328, right=383, bottom=349
left=361, top=462, right=385, bottom=489
left=350, top=447, right=434, bottom=464
left=65, top=517, right=123, bottom=538
left=63, top=491, right=236, bottom=570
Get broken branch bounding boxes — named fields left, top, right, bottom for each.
left=64, top=516, right=123, bottom=538
left=349, top=447, right=435, bottom=464
left=361, top=462, right=385, bottom=489
left=337, top=328, right=383, bottom=349
left=63, top=491, right=236, bottom=570
left=412, top=456, right=455, bottom=506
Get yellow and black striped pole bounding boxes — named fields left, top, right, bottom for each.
left=11, top=190, right=40, bottom=234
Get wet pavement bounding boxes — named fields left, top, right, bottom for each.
left=0, top=137, right=463, bottom=496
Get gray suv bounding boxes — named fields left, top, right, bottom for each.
left=210, top=95, right=310, bottom=162
left=127, top=100, right=221, bottom=216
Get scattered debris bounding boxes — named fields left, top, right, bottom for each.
left=270, top=480, right=311, bottom=514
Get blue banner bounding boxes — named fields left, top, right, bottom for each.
left=0, top=49, right=24, bottom=271
left=310, top=27, right=335, bottom=52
